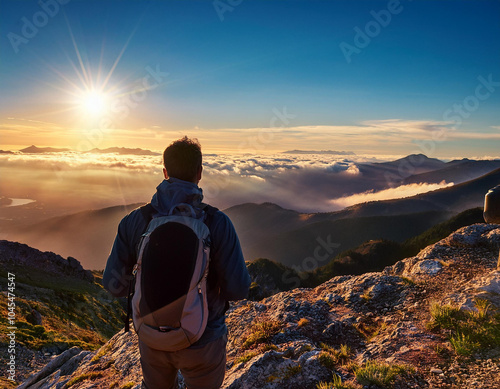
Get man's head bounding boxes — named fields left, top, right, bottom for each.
left=163, top=136, right=203, bottom=183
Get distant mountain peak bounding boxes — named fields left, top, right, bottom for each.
left=393, top=153, right=443, bottom=163
left=87, top=147, right=160, bottom=156
left=260, top=202, right=286, bottom=210
left=373, top=153, right=446, bottom=180
left=20, top=145, right=70, bottom=153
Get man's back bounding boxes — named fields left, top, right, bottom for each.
left=104, top=177, right=251, bottom=346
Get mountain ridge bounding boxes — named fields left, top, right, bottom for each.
left=86, top=147, right=161, bottom=156
left=19, top=145, right=71, bottom=153
left=402, top=159, right=500, bottom=186
left=373, top=153, right=446, bottom=173
left=339, top=167, right=500, bottom=219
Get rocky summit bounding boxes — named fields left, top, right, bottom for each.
left=18, top=224, right=500, bottom=389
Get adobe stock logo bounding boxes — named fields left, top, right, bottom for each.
left=213, top=0, right=243, bottom=21
left=282, top=235, right=341, bottom=289
left=7, top=0, right=70, bottom=54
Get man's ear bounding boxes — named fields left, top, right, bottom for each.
left=163, top=167, right=168, bottom=179
left=196, top=165, right=203, bottom=182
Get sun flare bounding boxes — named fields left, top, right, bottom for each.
left=78, top=90, right=109, bottom=116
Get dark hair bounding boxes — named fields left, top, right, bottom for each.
left=163, top=136, right=202, bottom=182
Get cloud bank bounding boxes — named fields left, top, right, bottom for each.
left=0, top=151, right=457, bottom=214
left=329, top=181, right=454, bottom=209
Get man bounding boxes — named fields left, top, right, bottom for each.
left=103, top=136, right=251, bottom=389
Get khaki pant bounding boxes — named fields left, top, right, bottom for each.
left=139, top=335, right=227, bottom=389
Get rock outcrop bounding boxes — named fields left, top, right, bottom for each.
left=17, top=224, right=500, bottom=389
left=0, top=241, right=93, bottom=282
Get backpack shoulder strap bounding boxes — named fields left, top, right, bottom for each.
left=200, top=202, right=218, bottom=214
left=140, top=203, right=155, bottom=223
left=125, top=203, right=155, bottom=333
left=201, top=203, right=219, bottom=290
left=200, top=203, right=219, bottom=228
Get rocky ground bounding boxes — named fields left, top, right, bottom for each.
left=14, top=223, right=500, bottom=389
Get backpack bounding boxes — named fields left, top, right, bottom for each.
left=127, top=202, right=218, bottom=351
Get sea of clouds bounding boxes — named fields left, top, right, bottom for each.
left=0, top=151, right=452, bottom=213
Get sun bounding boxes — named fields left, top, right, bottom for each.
left=78, top=90, right=110, bottom=116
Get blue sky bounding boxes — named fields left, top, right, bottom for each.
left=0, top=0, right=499, bottom=156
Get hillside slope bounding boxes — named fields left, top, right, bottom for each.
left=242, top=211, right=451, bottom=267
left=0, top=241, right=124, bottom=387
left=19, top=223, right=500, bottom=389
left=402, top=159, right=500, bottom=186
left=309, top=207, right=486, bottom=285
left=338, top=167, right=500, bottom=220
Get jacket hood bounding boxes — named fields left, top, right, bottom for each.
left=150, top=178, right=204, bottom=217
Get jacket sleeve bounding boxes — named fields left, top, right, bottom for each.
left=209, top=211, right=251, bottom=301
left=103, top=210, right=146, bottom=297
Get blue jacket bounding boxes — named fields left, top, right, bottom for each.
left=103, top=178, right=251, bottom=347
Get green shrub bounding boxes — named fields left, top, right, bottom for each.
left=450, top=333, right=480, bottom=356
left=474, top=299, right=492, bottom=320
left=318, top=351, right=337, bottom=370
left=355, top=360, right=414, bottom=388
left=283, top=364, right=302, bottom=380
left=427, top=300, right=500, bottom=356
left=91, top=342, right=113, bottom=363
left=66, top=372, right=103, bottom=387
left=355, top=321, right=385, bottom=341
left=428, top=302, right=466, bottom=330
left=316, top=374, right=356, bottom=389
left=400, top=276, right=415, bottom=286
left=242, top=320, right=283, bottom=349
left=338, top=344, right=351, bottom=363
left=235, top=351, right=259, bottom=364
left=319, top=343, right=352, bottom=365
